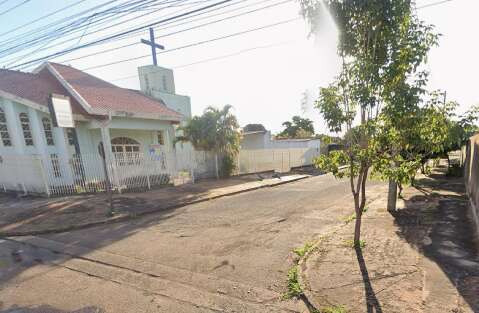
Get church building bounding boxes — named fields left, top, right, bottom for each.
left=0, top=62, right=191, bottom=195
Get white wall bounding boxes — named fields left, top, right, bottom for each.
left=138, top=65, right=192, bottom=120
left=241, top=130, right=321, bottom=152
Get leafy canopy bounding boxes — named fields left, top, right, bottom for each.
left=178, top=105, right=241, bottom=155
left=278, top=115, right=315, bottom=138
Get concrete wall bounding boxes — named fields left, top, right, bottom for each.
left=464, top=134, right=479, bottom=234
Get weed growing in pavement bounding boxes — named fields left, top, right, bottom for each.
left=343, top=239, right=366, bottom=249
left=293, top=241, right=315, bottom=258
left=342, top=213, right=356, bottom=224
left=341, top=207, right=368, bottom=224
left=282, top=265, right=302, bottom=299
left=319, top=305, right=348, bottom=313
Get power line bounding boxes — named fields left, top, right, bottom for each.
left=0, top=0, right=126, bottom=55
left=0, top=0, right=90, bottom=39
left=111, top=40, right=293, bottom=82
left=0, top=0, right=11, bottom=6
left=417, top=0, right=453, bottom=9
left=0, top=0, right=30, bottom=17
left=1, top=0, right=188, bottom=66
left=29, top=0, right=245, bottom=66
left=57, top=0, right=291, bottom=64
left=82, top=17, right=300, bottom=71
left=8, top=0, right=233, bottom=70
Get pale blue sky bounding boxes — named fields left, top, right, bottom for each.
left=0, top=0, right=475, bottom=134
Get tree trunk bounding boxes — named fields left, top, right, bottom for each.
left=354, top=211, right=362, bottom=245
left=446, top=153, right=451, bottom=170
left=387, top=180, right=398, bottom=213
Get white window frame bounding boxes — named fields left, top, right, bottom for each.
left=19, top=112, right=34, bottom=146
left=0, top=107, right=12, bottom=147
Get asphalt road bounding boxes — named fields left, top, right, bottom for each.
left=0, top=174, right=381, bottom=313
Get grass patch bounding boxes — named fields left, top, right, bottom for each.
left=343, top=239, right=366, bottom=249
left=341, top=208, right=368, bottom=224
left=293, top=241, right=315, bottom=258
left=282, top=265, right=302, bottom=299
left=320, top=305, right=348, bottom=313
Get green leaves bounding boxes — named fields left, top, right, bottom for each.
left=314, top=150, right=349, bottom=179
left=179, top=105, right=241, bottom=155
left=278, top=116, right=315, bottom=138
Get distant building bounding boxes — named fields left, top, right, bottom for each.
left=240, top=127, right=321, bottom=168
left=241, top=128, right=321, bottom=152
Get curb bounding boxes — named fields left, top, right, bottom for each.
left=0, top=175, right=310, bottom=238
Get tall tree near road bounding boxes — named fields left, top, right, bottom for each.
left=300, top=0, right=438, bottom=245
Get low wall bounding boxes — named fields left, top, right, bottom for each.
left=464, top=134, right=479, bottom=234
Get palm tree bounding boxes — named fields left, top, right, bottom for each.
left=178, top=105, right=240, bottom=178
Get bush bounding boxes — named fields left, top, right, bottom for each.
left=220, top=153, right=236, bottom=178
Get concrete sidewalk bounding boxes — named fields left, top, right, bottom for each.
left=0, top=173, right=309, bottom=237
left=299, top=167, right=479, bottom=313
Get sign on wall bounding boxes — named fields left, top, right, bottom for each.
left=48, top=93, right=74, bottom=128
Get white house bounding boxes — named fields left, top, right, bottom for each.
left=0, top=62, right=192, bottom=195
left=241, top=128, right=321, bottom=151
left=238, top=127, right=321, bottom=173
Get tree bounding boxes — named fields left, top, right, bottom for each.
left=301, top=0, right=437, bottom=245
left=178, top=105, right=241, bottom=178
left=278, top=116, right=315, bottom=138
left=243, top=124, right=266, bottom=132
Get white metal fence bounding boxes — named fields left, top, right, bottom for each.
left=0, top=152, right=177, bottom=196
left=0, top=147, right=320, bottom=196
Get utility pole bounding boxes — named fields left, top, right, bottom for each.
left=140, top=27, right=165, bottom=66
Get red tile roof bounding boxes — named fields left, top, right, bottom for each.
left=48, top=63, right=181, bottom=120
left=0, top=68, right=88, bottom=115
left=0, top=62, right=182, bottom=121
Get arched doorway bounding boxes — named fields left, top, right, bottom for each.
left=106, top=137, right=141, bottom=166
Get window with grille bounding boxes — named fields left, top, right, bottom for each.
left=66, top=128, right=75, bottom=146
left=50, top=154, right=61, bottom=177
left=111, top=137, right=141, bottom=165
left=157, top=130, right=165, bottom=145
left=19, top=113, right=34, bottom=146
left=0, top=108, right=12, bottom=147
left=42, top=117, right=55, bottom=146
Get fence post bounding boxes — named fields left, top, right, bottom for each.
left=237, top=152, right=241, bottom=175
left=190, top=151, right=195, bottom=183
left=288, top=149, right=291, bottom=171
left=215, top=153, right=219, bottom=179
left=100, top=144, right=114, bottom=215
left=38, top=156, right=51, bottom=197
